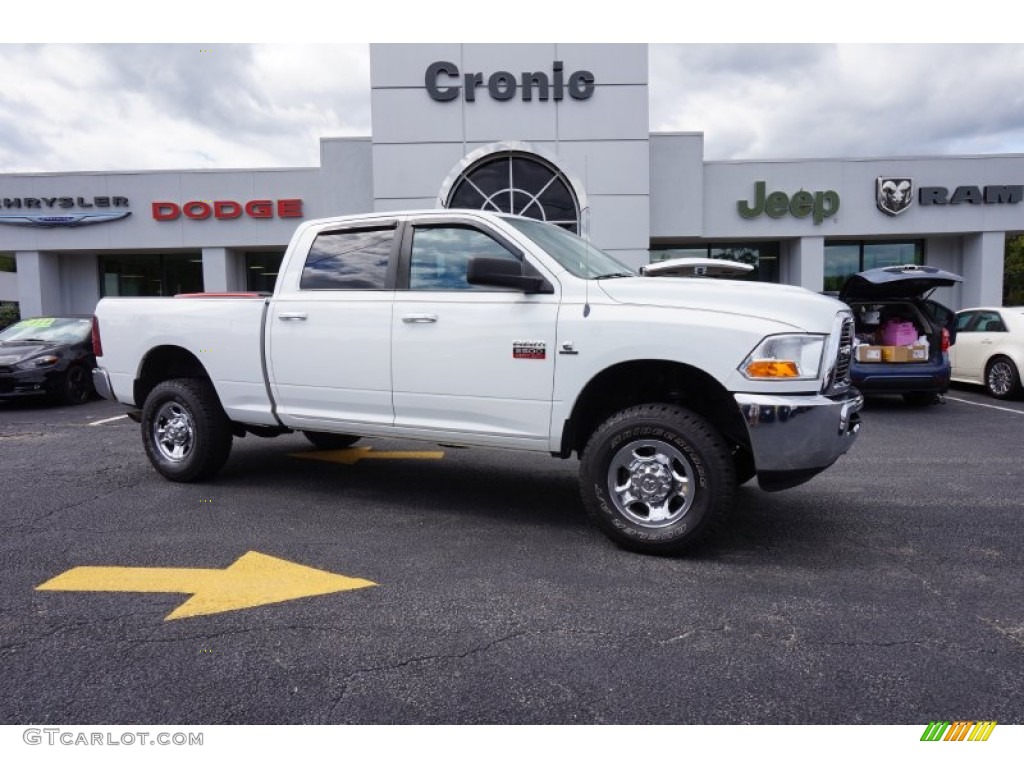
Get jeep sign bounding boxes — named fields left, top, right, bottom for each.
left=737, top=181, right=840, bottom=225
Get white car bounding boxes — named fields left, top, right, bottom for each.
left=950, top=306, right=1024, bottom=399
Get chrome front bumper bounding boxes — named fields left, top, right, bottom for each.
left=734, top=389, right=863, bottom=491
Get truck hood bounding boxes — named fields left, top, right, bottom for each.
left=596, top=277, right=846, bottom=332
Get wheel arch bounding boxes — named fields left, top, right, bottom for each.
left=560, top=359, right=750, bottom=461
left=986, top=349, right=1024, bottom=373
left=134, top=345, right=213, bottom=408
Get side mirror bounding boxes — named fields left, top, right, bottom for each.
left=466, top=257, right=553, bottom=294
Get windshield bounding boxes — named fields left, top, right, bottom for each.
left=502, top=217, right=637, bottom=279
left=0, top=317, right=91, bottom=344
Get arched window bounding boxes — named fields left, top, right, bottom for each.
left=446, top=153, right=580, bottom=233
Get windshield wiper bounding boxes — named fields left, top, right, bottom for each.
left=593, top=272, right=634, bottom=280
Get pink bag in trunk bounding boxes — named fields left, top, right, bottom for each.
left=881, top=320, right=917, bottom=346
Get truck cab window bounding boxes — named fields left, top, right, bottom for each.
left=410, top=226, right=519, bottom=291
left=300, top=228, right=394, bottom=290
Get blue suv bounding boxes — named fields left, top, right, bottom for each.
left=840, top=265, right=962, bottom=406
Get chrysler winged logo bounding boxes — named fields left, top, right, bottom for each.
left=0, top=211, right=132, bottom=228
left=876, top=177, right=913, bottom=216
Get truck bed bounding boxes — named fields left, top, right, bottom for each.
left=96, top=295, right=276, bottom=425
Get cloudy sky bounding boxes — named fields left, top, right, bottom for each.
left=2, top=30, right=1020, bottom=174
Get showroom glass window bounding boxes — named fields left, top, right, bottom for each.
left=245, top=251, right=285, bottom=292
left=99, top=253, right=203, bottom=297
left=648, top=242, right=780, bottom=283
left=447, top=153, right=580, bottom=234
left=824, top=240, right=923, bottom=292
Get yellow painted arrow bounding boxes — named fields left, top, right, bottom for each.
left=290, top=446, right=444, bottom=465
left=36, top=551, right=376, bottom=621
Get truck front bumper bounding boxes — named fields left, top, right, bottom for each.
left=734, top=389, right=863, bottom=491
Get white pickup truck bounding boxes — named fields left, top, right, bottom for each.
left=92, top=210, right=862, bottom=554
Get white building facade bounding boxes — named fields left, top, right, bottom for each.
left=1, top=43, right=1020, bottom=317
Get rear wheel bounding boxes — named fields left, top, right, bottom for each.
left=985, top=356, right=1022, bottom=400
left=141, top=378, right=233, bottom=482
left=302, top=431, right=361, bottom=450
left=579, top=404, right=735, bottom=555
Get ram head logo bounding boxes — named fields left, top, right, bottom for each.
left=876, top=177, right=914, bottom=216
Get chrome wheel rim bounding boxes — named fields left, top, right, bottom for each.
left=153, top=402, right=195, bottom=462
left=988, top=361, right=1013, bottom=396
left=606, top=439, right=695, bottom=528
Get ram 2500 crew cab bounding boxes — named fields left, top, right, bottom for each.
left=92, top=210, right=862, bottom=554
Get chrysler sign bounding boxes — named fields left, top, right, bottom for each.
left=0, top=195, right=131, bottom=227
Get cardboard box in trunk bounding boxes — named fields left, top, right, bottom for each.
left=856, top=345, right=883, bottom=362
left=857, top=344, right=929, bottom=363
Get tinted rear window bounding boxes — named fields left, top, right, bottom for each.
left=300, top=228, right=394, bottom=290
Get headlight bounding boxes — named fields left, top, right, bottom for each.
left=740, top=334, right=826, bottom=380
left=15, top=355, right=60, bottom=370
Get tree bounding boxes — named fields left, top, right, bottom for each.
left=1006, top=234, right=1024, bottom=306
left=0, top=302, right=19, bottom=330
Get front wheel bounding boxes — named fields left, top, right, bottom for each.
left=141, top=378, right=233, bottom=482
left=579, top=404, right=735, bottom=555
left=59, top=364, right=93, bottom=405
left=985, top=356, right=1022, bottom=400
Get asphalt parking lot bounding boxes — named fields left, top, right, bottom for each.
left=0, top=386, right=1022, bottom=725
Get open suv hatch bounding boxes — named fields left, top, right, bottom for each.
left=840, top=264, right=962, bottom=406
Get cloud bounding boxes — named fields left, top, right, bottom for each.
left=2, top=44, right=1024, bottom=173
left=0, top=44, right=371, bottom=172
left=649, top=44, right=1024, bottom=159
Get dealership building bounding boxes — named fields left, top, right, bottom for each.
left=1, top=43, right=1022, bottom=318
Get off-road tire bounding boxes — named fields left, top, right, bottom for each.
left=141, top=378, right=233, bottom=482
left=302, top=431, right=361, bottom=450
left=579, top=404, right=735, bottom=555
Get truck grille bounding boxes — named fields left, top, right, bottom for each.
left=834, top=317, right=854, bottom=386
left=822, top=314, right=854, bottom=394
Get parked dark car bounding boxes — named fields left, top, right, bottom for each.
left=840, top=265, right=962, bottom=406
left=0, top=316, right=96, bottom=404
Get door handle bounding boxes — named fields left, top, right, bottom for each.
left=278, top=312, right=308, bottom=321
left=981, top=339, right=993, bottom=344
left=402, top=313, right=438, bottom=324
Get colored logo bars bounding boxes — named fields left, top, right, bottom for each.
left=920, top=720, right=997, bottom=742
